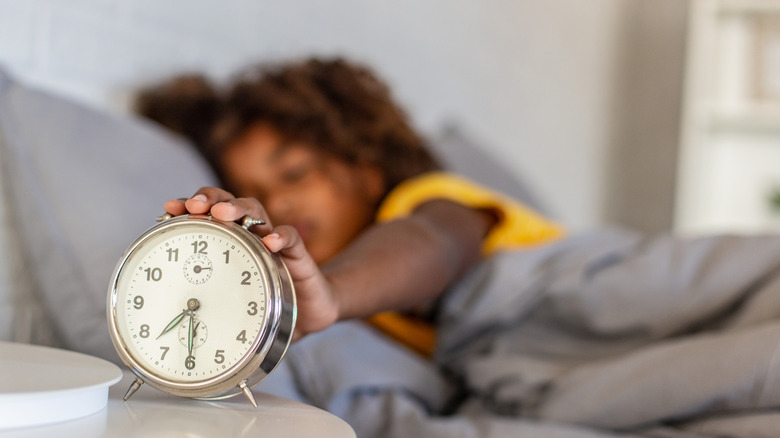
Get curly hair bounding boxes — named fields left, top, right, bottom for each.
left=136, top=58, right=440, bottom=195
left=135, top=74, right=222, bottom=158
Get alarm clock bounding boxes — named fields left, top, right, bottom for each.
left=107, top=213, right=296, bottom=407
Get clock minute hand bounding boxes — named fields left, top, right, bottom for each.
left=156, top=310, right=186, bottom=339
left=188, top=314, right=195, bottom=356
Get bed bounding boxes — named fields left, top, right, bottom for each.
left=2, top=67, right=780, bottom=438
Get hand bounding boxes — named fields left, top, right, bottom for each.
left=187, top=314, right=194, bottom=355
left=165, top=188, right=340, bottom=340
left=157, top=310, right=186, bottom=340
left=192, top=321, right=201, bottom=340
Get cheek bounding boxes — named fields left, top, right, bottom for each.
left=328, top=167, right=379, bottom=232
left=303, top=186, right=375, bottom=264
left=325, top=188, right=375, bottom=240
left=221, top=145, right=244, bottom=174
left=221, top=151, right=254, bottom=193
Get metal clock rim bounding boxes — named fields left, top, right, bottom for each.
left=107, top=214, right=296, bottom=400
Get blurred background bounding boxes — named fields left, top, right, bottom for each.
left=0, top=0, right=778, bottom=235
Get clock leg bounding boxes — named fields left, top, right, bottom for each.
left=238, top=380, right=257, bottom=408
left=123, top=378, right=144, bottom=401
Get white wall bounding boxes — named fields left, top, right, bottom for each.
left=0, top=0, right=688, bottom=231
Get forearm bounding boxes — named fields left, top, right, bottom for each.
left=322, top=200, right=494, bottom=320
left=165, top=190, right=495, bottom=337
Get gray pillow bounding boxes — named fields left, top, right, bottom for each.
left=426, top=122, right=553, bottom=218
left=0, top=68, right=216, bottom=361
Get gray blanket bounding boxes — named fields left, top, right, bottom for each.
left=261, top=228, right=780, bottom=438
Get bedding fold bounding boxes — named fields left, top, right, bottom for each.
left=269, top=229, right=780, bottom=437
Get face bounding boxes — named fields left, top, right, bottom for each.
left=220, top=123, right=384, bottom=265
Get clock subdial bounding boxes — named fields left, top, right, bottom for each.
left=178, top=317, right=208, bottom=350
left=183, top=253, right=213, bottom=285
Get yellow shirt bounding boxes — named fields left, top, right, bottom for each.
left=366, top=172, right=564, bottom=356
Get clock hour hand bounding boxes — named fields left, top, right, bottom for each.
left=156, top=310, right=186, bottom=339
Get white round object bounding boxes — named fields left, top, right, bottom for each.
left=0, top=342, right=122, bottom=429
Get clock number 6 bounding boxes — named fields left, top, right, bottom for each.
left=185, top=355, right=196, bottom=370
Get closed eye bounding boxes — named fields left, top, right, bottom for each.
left=280, top=163, right=312, bottom=185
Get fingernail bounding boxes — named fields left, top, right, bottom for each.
left=192, top=194, right=207, bottom=202
left=268, top=233, right=280, bottom=239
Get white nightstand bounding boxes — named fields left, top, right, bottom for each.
left=2, top=367, right=355, bottom=438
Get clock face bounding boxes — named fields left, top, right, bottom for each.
left=112, top=222, right=269, bottom=383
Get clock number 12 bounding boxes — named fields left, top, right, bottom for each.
left=192, top=241, right=208, bottom=254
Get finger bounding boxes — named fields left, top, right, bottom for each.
left=261, top=226, right=302, bottom=254
left=211, top=197, right=274, bottom=233
left=261, top=231, right=285, bottom=253
left=184, top=187, right=236, bottom=214
left=263, top=225, right=334, bottom=340
left=261, top=226, right=317, bottom=278
left=163, top=199, right=188, bottom=216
